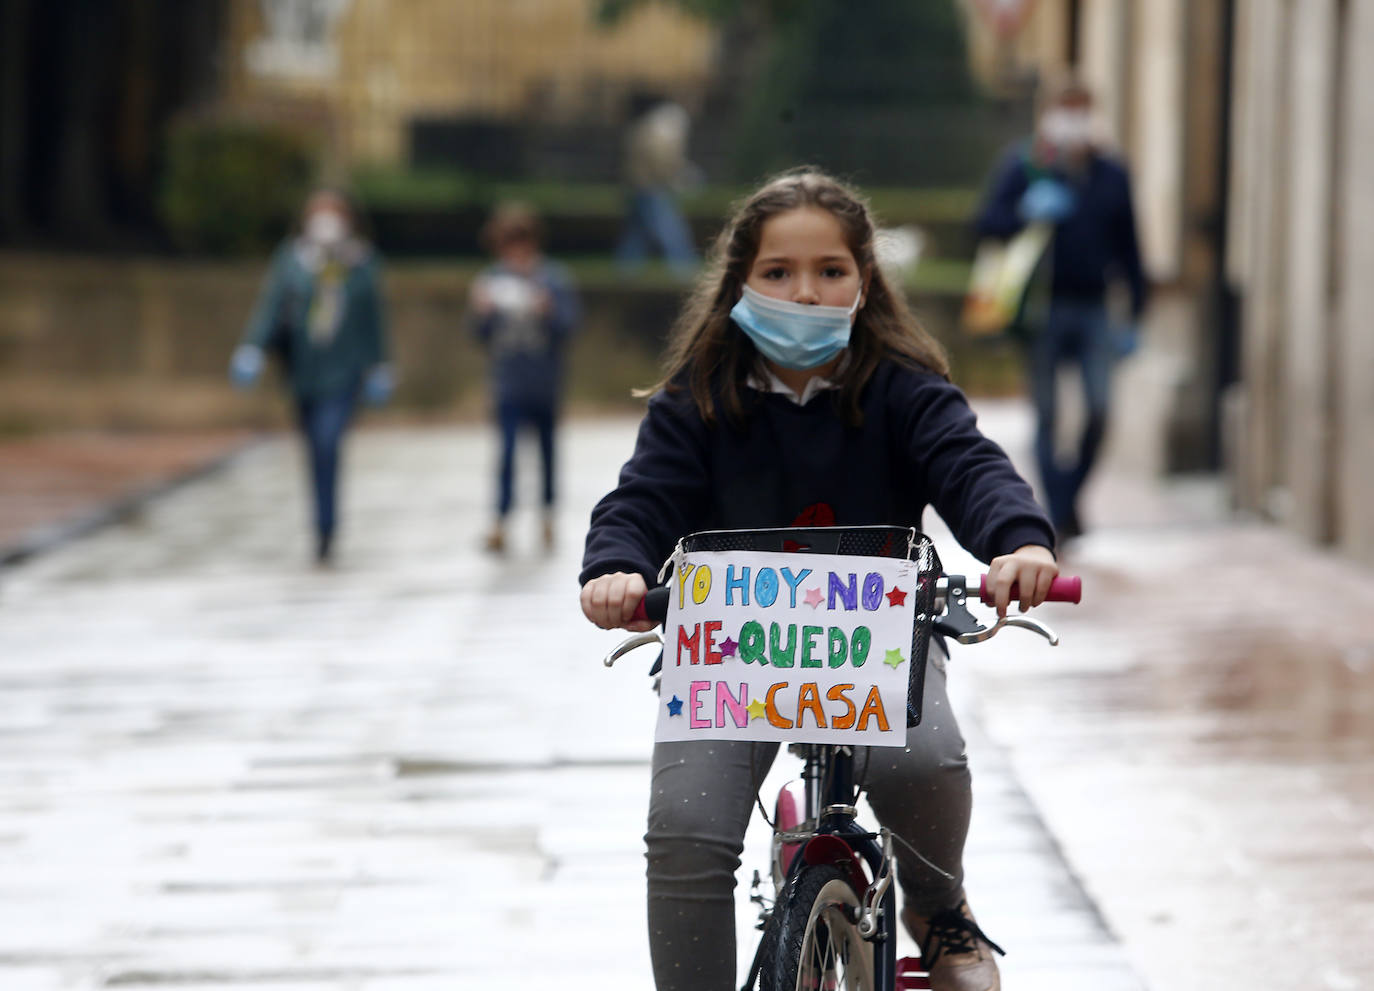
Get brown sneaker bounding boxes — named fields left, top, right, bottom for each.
left=541, top=514, right=555, bottom=550
left=902, top=899, right=1004, bottom=991
left=483, top=522, right=506, bottom=554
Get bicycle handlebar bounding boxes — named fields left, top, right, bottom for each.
left=977, top=574, right=1081, bottom=605
left=631, top=586, right=671, bottom=625
left=629, top=575, right=1080, bottom=626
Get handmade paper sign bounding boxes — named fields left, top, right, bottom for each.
left=655, top=550, right=920, bottom=747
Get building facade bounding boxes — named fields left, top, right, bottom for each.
left=221, top=0, right=717, bottom=165
left=1226, top=0, right=1374, bottom=562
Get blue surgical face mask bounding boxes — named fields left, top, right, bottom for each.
left=729, top=284, right=863, bottom=370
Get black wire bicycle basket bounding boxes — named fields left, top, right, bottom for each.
left=673, top=525, right=941, bottom=728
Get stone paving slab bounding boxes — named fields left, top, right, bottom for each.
left=0, top=416, right=1141, bottom=990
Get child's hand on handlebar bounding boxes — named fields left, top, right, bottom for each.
left=581, top=571, right=655, bottom=632
left=985, top=544, right=1059, bottom=617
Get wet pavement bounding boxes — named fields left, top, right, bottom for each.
left=0, top=406, right=1368, bottom=989
left=0, top=431, right=253, bottom=565
left=948, top=406, right=1374, bottom=991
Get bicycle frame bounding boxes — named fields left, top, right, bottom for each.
left=602, top=526, right=1079, bottom=991
left=742, top=744, right=898, bottom=991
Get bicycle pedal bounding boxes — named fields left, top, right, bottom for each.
left=895, top=956, right=932, bottom=990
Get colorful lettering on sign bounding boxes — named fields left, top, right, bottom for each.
left=741, top=681, right=889, bottom=732
left=780, top=567, right=813, bottom=607
left=827, top=684, right=857, bottom=728
left=676, top=563, right=714, bottom=607
left=703, top=620, right=723, bottom=665
left=769, top=622, right=796, bottom=668
left=677, top=624, right=700, bottom=666
left=856, top=685, right=890, bottom=732
left=725, top=565, right=750, bottom=606
left=739, top=621, right=766, bottom=664
left=754, top=567, right=779, bottom=607
left=828, top=627, right=848, bottom=668
left=660, top=552, right=914, bottom=743
left=861, top=572, right=884, bottom=611
left=828, top=572, right=858, bottom=611
left=716, top=681, right=749, bottom=728
left=851, top=626, right=872, bottom=667
left=800, top=625, right=823, bottom=668
left=693, top=565, right=712, bottom=604
left=796, top=682, right=826, bottom=728
left=676, top=563, right=694, bottom=608
left=689, top=680, right=711, bottom=729
left=765, top=683, right=792, bottom=728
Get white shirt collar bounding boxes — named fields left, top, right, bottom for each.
left=746, top=355, right=849, bottom=406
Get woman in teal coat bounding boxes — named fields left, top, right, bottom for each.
left=231, top=190, right=393, bottom=564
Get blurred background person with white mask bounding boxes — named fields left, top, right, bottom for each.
left=230, top=188, right=393, bottom=565
left=469, top=202, right=580, bottom=554
left=973, top=77, right=1147, bottom=545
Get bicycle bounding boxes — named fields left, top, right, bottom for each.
left=603, top=525, right=1081, bottom=991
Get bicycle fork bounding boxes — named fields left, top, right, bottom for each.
left=742, top=747, right=900, bottom=991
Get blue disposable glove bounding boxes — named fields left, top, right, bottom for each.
left=1113, top=322, right=1141, bottom=359
left=229, top=345, right=264, bottom=389
left=363, top=364, right=395, bottom=406
left=1018, top=178, right=1076, bottom=223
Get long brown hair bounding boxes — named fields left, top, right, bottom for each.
left=646, top=167, right=949, bottom=425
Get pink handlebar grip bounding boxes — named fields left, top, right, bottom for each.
left=630, top=587, right=671, bottom=625
left=979, top=574, right=1081, bottom=605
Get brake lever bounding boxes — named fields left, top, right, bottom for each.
left=955, top=614, right=1059, bottom=646
left=603, top=632, right=662, bottom=668
left=933, top=575, right=1060, bottom=646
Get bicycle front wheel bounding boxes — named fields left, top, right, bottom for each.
left=760, top=864, right=875, bottom=991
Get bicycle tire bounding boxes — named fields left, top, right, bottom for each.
left=758, top=864, right=875, bottom=991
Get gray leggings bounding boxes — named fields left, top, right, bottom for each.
left=644, top=647, right=971, bottom=991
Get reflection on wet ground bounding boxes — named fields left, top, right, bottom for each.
left=952, top=508, right=1374, bottom=990
left=0, top=418, right=1143, bottom=990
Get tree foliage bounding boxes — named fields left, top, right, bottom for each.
left=595, top=0, right=985, bottom=183
left=733, top=0, right=982, bottom=180
left=159, top=120, right=317, bottom=255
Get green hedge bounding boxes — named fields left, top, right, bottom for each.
left=160, top=120, right=317, bottom=255
left=350, top=166, right=980, bottom=225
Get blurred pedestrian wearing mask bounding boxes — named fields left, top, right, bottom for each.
left=230, top=189, right=393, bottom=565
left=469, top=203, right=580, bottom=554
left=974, top=79, right=1147, bottom=543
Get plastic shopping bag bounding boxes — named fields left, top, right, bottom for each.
left=960, top=222, right=1053, bottom=337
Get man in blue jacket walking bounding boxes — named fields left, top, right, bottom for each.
left=975, top=79, right=1147, bottom=542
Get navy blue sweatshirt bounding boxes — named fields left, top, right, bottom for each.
left=579, top=360, right=1055, bottom=587
left=975, top=142, right=1147, bottom=317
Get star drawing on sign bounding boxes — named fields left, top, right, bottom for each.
left=746, top=698, right=768, bottom=721
left=885, top=586, right=908, bottom=607
left=666, top=695, right=684, bottom=717
left=802, top=586, right=825, bottom=609
left=720, top=636, right=738, bottom=658
left=883, top=648, right=906, bottom=669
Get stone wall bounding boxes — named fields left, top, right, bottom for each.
left=0, top=254, right=999, bottom=433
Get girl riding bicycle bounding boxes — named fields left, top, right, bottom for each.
left=579, top=168, right=1059, bottom=991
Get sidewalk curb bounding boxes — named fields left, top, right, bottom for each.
left=0, top=434, right=268, bottom=569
